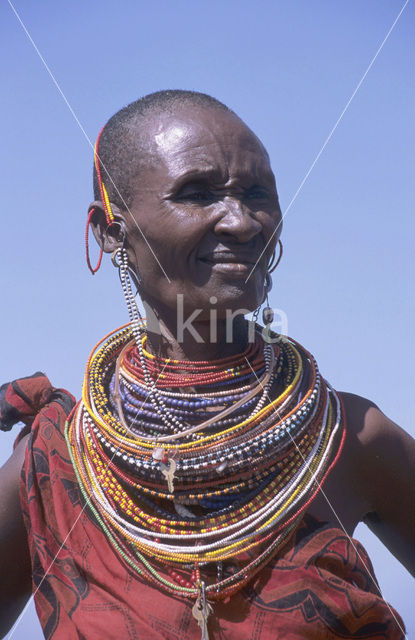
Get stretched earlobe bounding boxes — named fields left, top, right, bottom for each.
left=88, top=202, right=125, bottom=248
left=86, top=201, right=126, bottom=274
left=86, top=207, right=103, bottom=274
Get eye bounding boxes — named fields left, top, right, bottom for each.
left=175, top=183, right=215, bottom=204
left=183, top=190, right=214, bottom=203
left=245, top=186, right=270, bottom=201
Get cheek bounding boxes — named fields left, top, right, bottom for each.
left=134, top=207, right=209, bottom=264
left=126, top=231, right=196, bottom=309
left=260, top=206, right=281, bottom=235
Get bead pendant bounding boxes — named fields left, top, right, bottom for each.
left=262, top=306, right=274, bottom=325
left=160, top=457, right=177, bottom=493
left=192, top=584, right=212, bottom=640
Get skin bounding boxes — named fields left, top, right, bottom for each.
left=91, top=105, right=282, bottom=360
left=1, top=104, right=414, bottom=632
left=0, top=434, right=32, bottom=634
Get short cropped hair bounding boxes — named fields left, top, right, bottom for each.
left=93, top=89, right=232, bottom=210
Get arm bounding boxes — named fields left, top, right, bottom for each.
left=341, top=392, right=415, bottom=576
left=0, top=435, right=32, bottom=635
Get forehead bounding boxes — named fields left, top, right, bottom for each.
left=138, top=106, right=273, bottom=184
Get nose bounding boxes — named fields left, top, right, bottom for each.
left=213, top=197, right=262, bottom=243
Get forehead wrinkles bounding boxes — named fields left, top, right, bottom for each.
left=148, top=115, right=270, bottom=182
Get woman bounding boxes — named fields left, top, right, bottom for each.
left=0, top=90, right=413, bottom=639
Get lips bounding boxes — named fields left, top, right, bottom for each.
left=197, top=251, right=262, bottom=278
left=198, top=251, right=257, bottom=265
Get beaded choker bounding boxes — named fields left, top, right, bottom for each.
left=65, top=323, right=345, bottom=634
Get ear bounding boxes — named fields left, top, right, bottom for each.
left=88, top=201, right=126, bottom=253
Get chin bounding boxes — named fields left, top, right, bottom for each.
left=198, top=289, right=261, bottom=320
left=143, top=282, right=263, bottom=324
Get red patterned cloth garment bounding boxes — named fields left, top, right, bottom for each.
left=0, top=373, right=406, bottom=640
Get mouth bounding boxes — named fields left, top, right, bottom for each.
left=198, top=252, right=259, bottom=275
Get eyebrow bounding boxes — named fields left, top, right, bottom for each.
left=169, top=166, right=276, bottom=191
left=170, top=167, right=223, bottom=187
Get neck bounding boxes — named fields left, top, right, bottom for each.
left=143, top=311, right=252, bottom=361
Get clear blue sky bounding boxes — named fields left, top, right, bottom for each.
left=1, top=1, right=414, bottom=637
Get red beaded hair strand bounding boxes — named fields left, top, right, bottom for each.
left=85, top=126, right=116, bottom=275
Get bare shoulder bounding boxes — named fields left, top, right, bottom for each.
left=0, top=434, right=32, bottom=634
left=339, top=391, right=415, bottom=484
left=339, top=391, right=414, bottom=448
left=339, top=391, right=415, bottom=576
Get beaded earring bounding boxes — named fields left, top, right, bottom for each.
left=262, top=273, right=274, bottom=328
left=112, top=246, right=186, bottom=436
left=253, top=239, right=283, bottom=329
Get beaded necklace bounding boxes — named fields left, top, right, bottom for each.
left=65, top=323, right=345, bottom=635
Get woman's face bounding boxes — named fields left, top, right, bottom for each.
left=122, top=105, right=282, bottom=322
